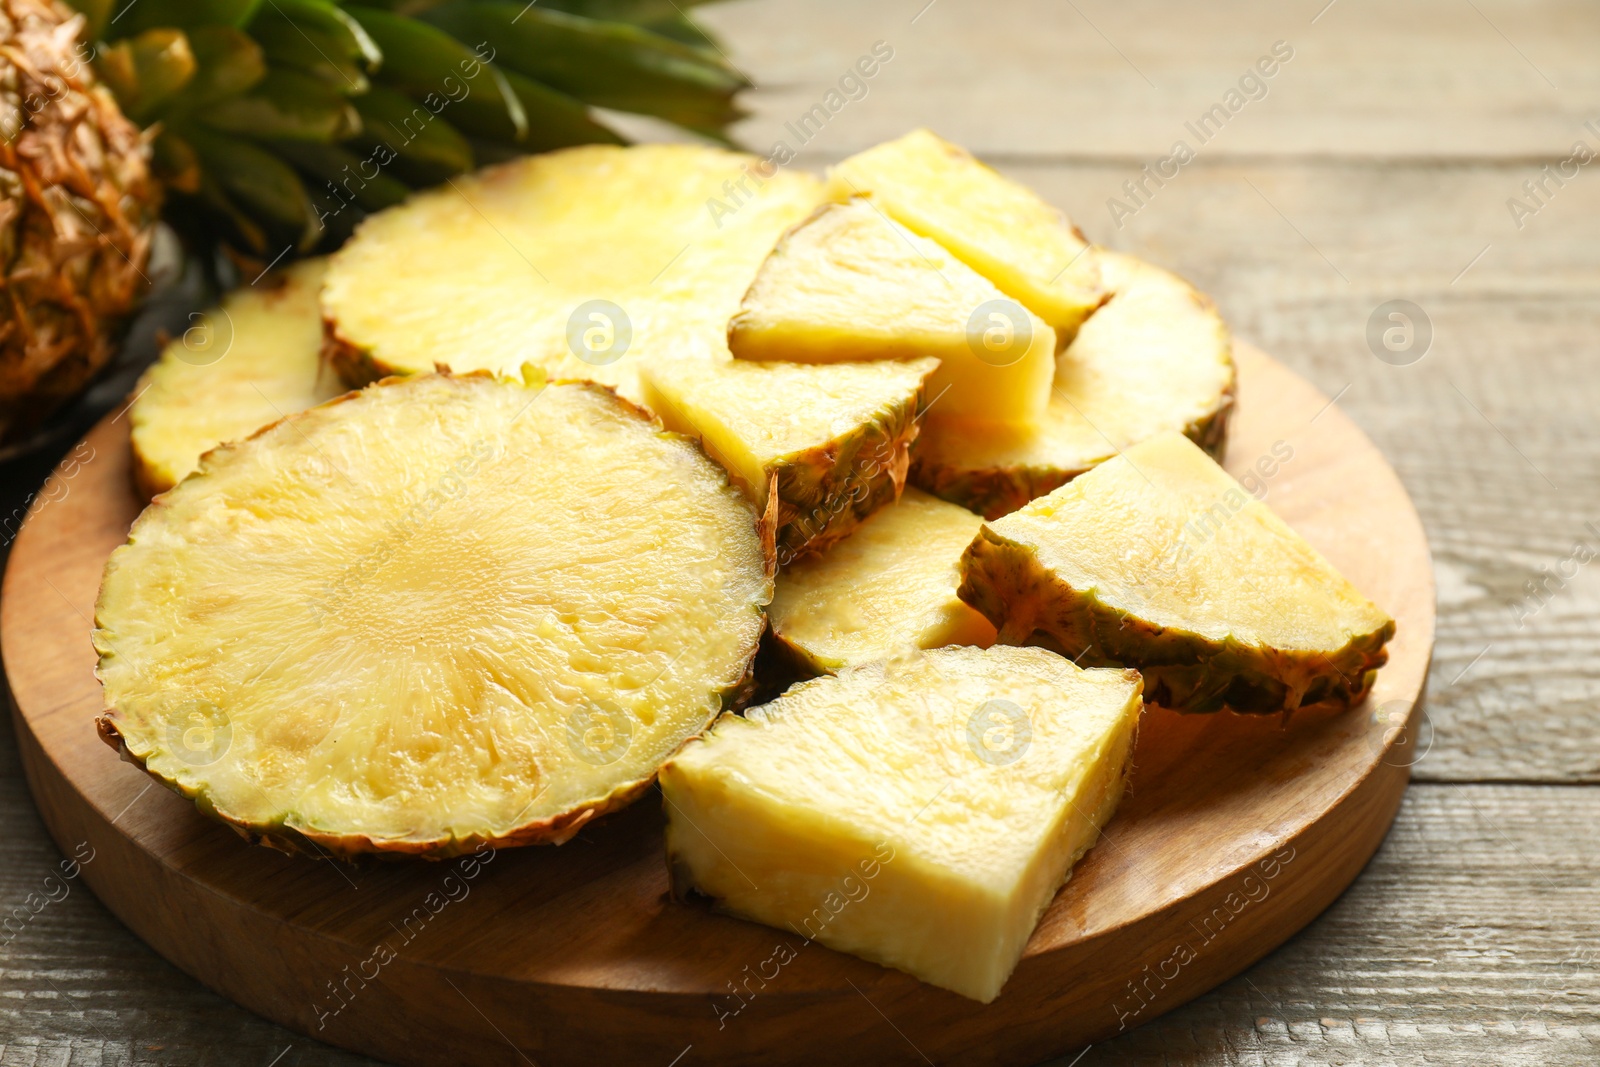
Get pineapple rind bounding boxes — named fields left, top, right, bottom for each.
left=96, top=373, right=771, bottom=858
left=914, top=251, right=1237, bottom=520
left=660, top=646, right=1143, bottom=1003
left=131, top=258, right=344, bottom=498
left=957, top=433, right=1394, bottom=714
left=638, top=357, right=938, bottom=563
left=768, top=488, right=997, bottom=673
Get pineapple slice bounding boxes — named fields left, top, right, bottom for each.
left=95, top=374, right=771, bottom=857
left=769, top=488, right=995, bottom=672
left=959, top=431, right=1395, bottom=714
left=321, top=145, right=822, bottom=403
left=827, top=129, right=1104, bottom=336
left=660, top=645, right=1143, bottom=1003
left=915, top=251, right=1236, bottom=519
left=638, top=356, right=938, bottom=562
left=727, top=199, right=1057, bottom=426
left=129, top=258, right=344, bottom=499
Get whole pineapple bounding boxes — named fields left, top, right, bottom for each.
left=0, top=0, right=744, bottom=442
left=0, top=0, right=157, bottom=443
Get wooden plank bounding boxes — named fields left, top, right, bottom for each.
left=701, top=0, right=1600, bottom=160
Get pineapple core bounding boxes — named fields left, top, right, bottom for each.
left=660, top=645, right=1143, bottom=1002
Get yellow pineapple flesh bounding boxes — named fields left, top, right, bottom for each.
left=728, top=198, right=1056, bottom=426
left=638, top=355, right=937, bottom=562
left=959, top=431, right=1394, bottom=713
left=95, top=374, right=771, bottom=857
left=660, top=645, right=1143, bottom=1002
left=768, top=488, right=995, bottom=672
left=130, top=258, right=344, bottom=498
left=321, top=145, right=822, bottom=403
left=826, top=129, right=1104, bottom=337
left=915, top=251, right=1236, bottom=519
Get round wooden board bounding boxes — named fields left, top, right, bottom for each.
left=1, top=344, right=1433, bottom=1067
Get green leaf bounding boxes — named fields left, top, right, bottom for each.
left=93, top=28, right=196, bottom=123
left=272, top=140, right=410, bottom=212
left=112, top=0, right=263, bottom=38
left=181, top=26, right=268, bottom=107
left=422, top=2, right=745, bottom=132
left=201, top=68, right=361, bottom=141
left=346, top=6, right=528, bottom=143
left=349, top=84, right=474, bottom=180
left=251, top=0, right=382, bottom=69
left=250, top=18, right=370, bottom=91
left=151, top=128, right=203, bottom=193
left=501, top=69, right=624, bottom=152
left=185, top=125, right=320, bottom=250
left=63, top=0, right=115, bottom=41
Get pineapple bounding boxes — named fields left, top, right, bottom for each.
left=637, top=355, right=938, bottom=562
left=959, top=431, right=1395, bottom=714
left=728, top=198, right=1057, bottom=425
left=95, top=373, right=772, bottom=857
left=129, top=257, right=342, bottom=498
left=914, top=251, right=1236, bottom=519
left=659, top=645, right=1144, bottom=1003
left=826, top=129, right=1105, bottom=338
left=768, top=488, right=995, bottom=673
left=321, top=145, right=823, bottom=403
left=0, top=0, right=157, bottom=443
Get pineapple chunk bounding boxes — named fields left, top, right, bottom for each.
left=130, top=258, right=344, bottom=498
left=95, top=375, right=771, bottom=857
left=638, top=356, right=938, bottom=562
left=769, top=488, right=995, bottom=672
left=728, top=199, right=1057, bottom=426
left=915, top=251, right=1236, bottom=519
left=660, top=645, right=1143, bottom=1003
left=959, top=431, right=1395, bottom=714
left=321, top=145, right=822, bottom=403
left=827, top=129, right=1104, bottom=336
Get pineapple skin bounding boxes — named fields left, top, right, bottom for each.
left=768, top=391, right=919, bottom=564
left=0, top=0, right=157, bottom=442
left=97, top=373, right=772, bottom=859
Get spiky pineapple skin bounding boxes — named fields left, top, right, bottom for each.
left=958, top=525, right=1394, bottom=714
left=769, top=388, right=920, bottom=564
left=0, top=0, right=156, bottom=442
left=916, top=395, right=1234, bottom=522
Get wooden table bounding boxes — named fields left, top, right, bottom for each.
left=1, top=0, right=1596, bottom=1062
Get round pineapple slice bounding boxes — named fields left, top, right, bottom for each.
left=130, top=258, right=344, bottom=499
left=321, top=144, right=823, bottom=403
left=913, top=251, right=1236, bottom=519
left=95, top=374, right=771, bottom=857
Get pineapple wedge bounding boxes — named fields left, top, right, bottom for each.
left=321, top=145, right=822, bottom=403
left=959, top=431, right=1395, bottom=714
left=827, top=129, right=1104, bottom=336
left=638, top=356, right=938, bottom=562
left=728, top=199, right=1057, bottom=426
left=95, top=374, right=771, bottom=857
left=660, top=645, right=1143, bottom=1003
left=130, top=258, right=344, bottom=499
left=769, top=488, right=995, bottom=672
left=915, top=251, right=1236, bottom=519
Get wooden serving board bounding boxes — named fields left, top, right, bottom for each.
left=0, top=344, right=1433, bottom=1067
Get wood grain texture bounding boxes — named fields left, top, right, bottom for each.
left=0, top=348, right=1433, bottom=1067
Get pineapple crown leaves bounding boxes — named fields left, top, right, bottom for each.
left=65, top=0, right=748, bottom=261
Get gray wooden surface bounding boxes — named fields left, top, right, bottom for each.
left=4, top=0, right=1598, bottom=1062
